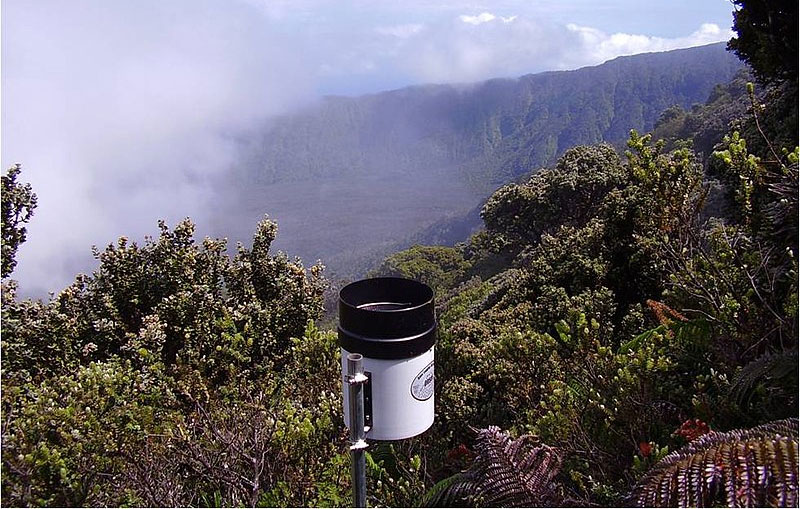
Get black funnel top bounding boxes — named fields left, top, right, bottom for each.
left=338, top=277, right=436, bottom=360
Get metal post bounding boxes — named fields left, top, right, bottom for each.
left=347, top=353, right=368, bottom=507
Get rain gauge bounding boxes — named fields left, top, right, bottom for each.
left=338, top=277, right=436, bottom=506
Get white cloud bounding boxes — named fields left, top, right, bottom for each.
left=2, top=0, right=316, bottom=296
left=459, top=12, right=496, bottom=25
left=459, top=12, right=517, bottom=25
left=565, top=22, right=731, bottom=66
left=2, top=0, right=736, bottom=295
left=697, top=22, right=722, bottom=36
left=391, top=17, right=731, bottom=84
left=394, top=15, right=570, bottom=83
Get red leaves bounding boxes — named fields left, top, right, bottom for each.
left=645, top=299, right=688, bottom=326
left=446, top=443, right=474, bottom=463
left=675, top=419, right=711, bottom=441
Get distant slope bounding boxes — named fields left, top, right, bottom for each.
left=242, top=42, right=742, bottom=191
left=217, top=43, right=743, bottom=277
left=462, top=43, right=745, bottom=187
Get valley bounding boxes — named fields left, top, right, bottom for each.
left=215, top=42, right=743, bottom=278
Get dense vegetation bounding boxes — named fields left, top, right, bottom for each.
left=1, top=216, right=342, bottom=505
left=397, top=124, right=797, bottom=505
left=2, top=4, right=797, bottom=506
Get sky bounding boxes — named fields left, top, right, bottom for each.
left=2, top=0, right=737, bottom=297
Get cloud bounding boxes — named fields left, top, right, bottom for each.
left=2, top=0, right=316, bottom=296
left=2, top=0, right=735, bottom=296
left=391, top=14, right=565, bottom=83
left=459, top=12, right=519, bottom=25
left=389, top=16, right=730, bottom=84
left=459, top=12, right=497, bottom=25
left=565, top=22, right=732, bottom=66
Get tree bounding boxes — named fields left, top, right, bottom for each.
left=2, top=216, right=326, bottom=382
left=1, top=217, right=338, bottom=506
left=481, top=144, right=626, bottom=252
left=1, top=164, right=37, bottom=278
left=371, top=245, right=469, bottom=295
left=728, top=0, right=799, bottom=83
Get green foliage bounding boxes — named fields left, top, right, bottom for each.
left=630, top=418, right=798, bottom=507
left=371, top=245, right=470, bottom=295
left=714, top=127, right=798, bottom=245
left=740, top=80, right=800, bottom=160
left=1, top=280, right=82, bottom=381
left=412, top=106, right=797, bottom=504
left=728, top=0, right=798, bottom=83
left=482, top=144, right=626, bottom=251
left=2, top=217, right=325, bottom=383
left=625, top=129, right=707, bottom=235
left=715, top=131, right=763, bottom=219
left=652, top=70, right=754, bottom=159
left=661, top=220, right=796, bottom=366
left=127, top=377, right=342, bottom=507
left=731, top=349, right=799, bottom=413
left=365, top=443, right=427, bottom=507
left=1, top=164, right=37, bottom=278
left=1, top=359, right=177, bottom=506
left=2, top=321, right=345, bottom=507
left=1, top=218, right=339, bottom=507
left=1, top=19, right=795, bottom=506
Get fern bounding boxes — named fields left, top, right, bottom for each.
left=422, top=427, right=562, bottom=507
left=731, top=349, right=799, bottom=404
left=619, top=318, right=711, bottom=355
left=422, top=472, right=474, bottom=507
left=630, top=418, right=798, bottom=507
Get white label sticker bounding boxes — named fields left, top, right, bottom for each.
left=411, top=361, right=435, bottom=401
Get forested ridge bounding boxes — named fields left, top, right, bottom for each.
left=220, top=42, right=743, bottom=282
left=2, top=1, right=798, bottom=506
left=243, top=42, right=742, bottom=191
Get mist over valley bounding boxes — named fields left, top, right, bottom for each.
left=213, top=43, right=743, bottom=280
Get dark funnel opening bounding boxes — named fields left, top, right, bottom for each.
left=338, top=277, right=436, bottom=360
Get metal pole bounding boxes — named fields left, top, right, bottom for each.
left=347, top=353, right=368, bottom=507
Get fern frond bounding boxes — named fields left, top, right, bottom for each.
left=731, top=349, right=799, bottom=403
left=619, top=319, right=710, bottom=355
left=423, top=426, right=562, bottom=507
left=630, top=418, right=799, bottom=507
left=421, top=473, right=474, bottom=507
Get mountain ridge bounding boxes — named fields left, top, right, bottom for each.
left=320, top=42, right=735, bottom=101
left=216, top=42, right=744, bottom=278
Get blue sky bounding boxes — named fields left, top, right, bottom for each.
left=2, top=0, right=738, bottom=295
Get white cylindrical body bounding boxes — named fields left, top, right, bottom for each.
left=342, top=346, right=434, bottom=441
